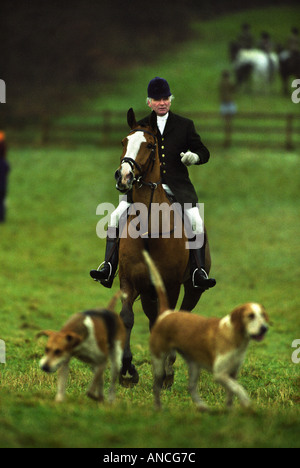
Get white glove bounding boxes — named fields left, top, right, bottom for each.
left=180, top=151, right=200, bottom=166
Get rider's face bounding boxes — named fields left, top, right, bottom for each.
left=148, top=97, right=172, bottom=116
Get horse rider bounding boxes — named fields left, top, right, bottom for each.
left=90, top=77, right=216, bottom=291
left=288, top=27, right=300, bottom=58
left=237, top=23, right=254, bottom=50
left=279, top=27, right=300, bottom=64
left=258, top=31, right=277, bottom=82
left=258, top=31, right=274, bottom=54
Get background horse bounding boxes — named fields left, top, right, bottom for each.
left=229, top=41, right=278, bottom=92
left=114, top=108, right=212, bottom=387
left=279, top=50, right=300, bottom=95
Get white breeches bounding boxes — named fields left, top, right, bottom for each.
left=109, top=199, right=131, bottom=228
left=184, top=206, right=204, bottom=235
left=108, top=186, right=204, bottom=236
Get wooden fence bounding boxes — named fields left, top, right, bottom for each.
left=11, top=110, right=300, bottom=150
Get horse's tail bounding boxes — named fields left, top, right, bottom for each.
left=107, top=290, right=127, bottom=312
left=143, top=250, right=170, bottom=315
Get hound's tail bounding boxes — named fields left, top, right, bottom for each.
left=143, top=250, right=170, bottom=315
left=107, top=290, right=127, bottom=312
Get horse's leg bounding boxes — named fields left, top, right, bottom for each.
left=141, top=290, right=158, bottom=331
left=162, top=283, right=181, bottom=389
left=119, top=282, right=139, bottom=387
left=140, top=283, right=179, bottom=389
left=180, top=280, right=204, bottom=311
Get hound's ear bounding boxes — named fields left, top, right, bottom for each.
left=127, top=108, right=137, bottom=129
left=261, top=306, right=271, bottom=324
left=265, top=312, right=271, bottom=324
left=149, top=111, right=158, bottom=134
left=65, top=332, right=83, bottom=347
left=36, top=330, right=54, bottom=339
left=230, top=305, right=247, bottom=333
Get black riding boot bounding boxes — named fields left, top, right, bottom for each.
left=190, top=236, right=216, bottom=290
left=90, top=227, right=119, bottom=289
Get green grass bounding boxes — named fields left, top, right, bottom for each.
left=77, top=5, right=299, bottom=115
left=0, top=5, right=299, bottom=448
left=47, top=5, right=300, bottom=151
left=0, top=144, right=299, bottom=448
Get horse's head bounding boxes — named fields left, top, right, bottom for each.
left=115, top=108, right=158, bottom=193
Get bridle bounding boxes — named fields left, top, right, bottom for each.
left=116, top=127, right=174, bottom=237
left=117, top=128, right=162, bottom=191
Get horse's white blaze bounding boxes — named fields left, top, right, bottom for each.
left=125, top=132, right=146, bottom=159
left=120, top=132, right=146, bottom=185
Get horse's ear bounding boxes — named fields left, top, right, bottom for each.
left=127, top=108, right=137, bottom=129
left=149, top=111, right=158, bottom=133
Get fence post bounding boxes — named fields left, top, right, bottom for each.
left=0, top=339, right=5, bottom=364
left=223, top=115, right=233, bottom=148
left=285, top=114, right=294, bottom=150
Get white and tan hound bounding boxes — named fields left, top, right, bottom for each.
left=37, top=291, right=125, bottom=403
left=143, top=251, right=269, bottom=411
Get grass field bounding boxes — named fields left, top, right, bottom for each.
left=0, top=143, right=299, bottom=448
left=80, top=6, right=299, bottom=115
left=0, top=5, right=299, bottom=449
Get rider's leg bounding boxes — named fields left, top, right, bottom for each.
left=90, top=226, right=119, bottom=288
left=90, top=199, right=130, bottom=288
left=185, top=206, right=216, bottom=290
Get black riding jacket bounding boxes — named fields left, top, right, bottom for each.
left=138, top=111, right=210, bottom=207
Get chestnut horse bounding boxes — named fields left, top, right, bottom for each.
left=115, top=108, right=212, bottom=386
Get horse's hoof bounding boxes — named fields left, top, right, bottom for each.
left=163, top=373, right=174, bottom=389
left=87, top=392, right=104, bottom=402
left=119, top=366, right=139, bottom=387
